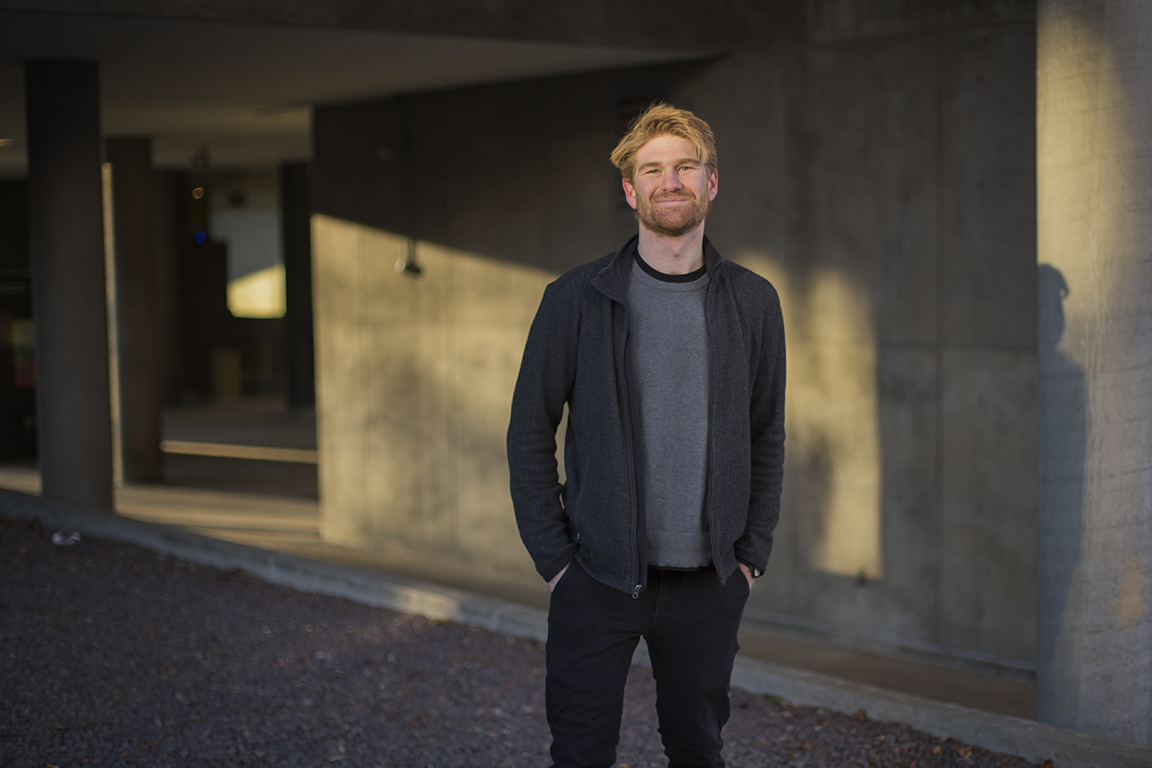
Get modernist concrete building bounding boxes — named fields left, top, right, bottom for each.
left=0, top=0, right=1148, bottom=748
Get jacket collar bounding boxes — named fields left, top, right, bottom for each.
left=592, top=233, right=723, bottom=304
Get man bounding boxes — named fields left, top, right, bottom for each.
left=507, top=104, right=786, bottom=768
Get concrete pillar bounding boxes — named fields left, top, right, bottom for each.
left=280, top=162, right=315, bottom=408
left=106, top=137, right=162, bottom=483
left=152, top=170, right=186, bottom=407
left=1037, top=0, right=1152, bottom=744
left=24, top=61, right=113, bottom=510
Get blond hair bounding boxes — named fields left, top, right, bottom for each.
left=609, top=103, right=717, bottom=181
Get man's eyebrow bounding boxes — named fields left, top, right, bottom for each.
left=636, top=157, right=703, bottom=170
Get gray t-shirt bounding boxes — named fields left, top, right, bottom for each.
left=627, top=255, right=711, bottom=568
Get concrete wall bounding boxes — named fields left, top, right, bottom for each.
left=312, top=3, right=1038, bottom=671
left=761, top=14, right=1038, bottom=670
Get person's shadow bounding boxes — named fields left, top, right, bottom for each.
left=1036, top=264, right=1087, bottom=722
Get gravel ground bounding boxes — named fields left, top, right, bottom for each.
left=1, top=516, right=1050, bottom=768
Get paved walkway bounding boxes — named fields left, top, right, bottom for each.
left=0, top=462, right=1031, bottom=716
left=2, top=401, right=1149, bottom=767
left=2, top=469, right=1149, bottom=768
left=0, top=510, right=1049, bottom=768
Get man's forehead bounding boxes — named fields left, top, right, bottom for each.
left=636, top=134, right=703, bottom=163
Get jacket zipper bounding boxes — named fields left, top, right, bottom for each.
left=591, top=240, right=649, bottom=599
left=703, top=276, right=722, bottom=584
left=622, top=309, right=644, bottom=599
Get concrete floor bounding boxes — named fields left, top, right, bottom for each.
left=0, top=399, right=1036, bottom=721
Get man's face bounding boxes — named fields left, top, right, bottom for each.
left=622, top=134, right=718, bottom=238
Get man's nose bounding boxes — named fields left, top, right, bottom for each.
left=661, top=169, right=685, bottom=191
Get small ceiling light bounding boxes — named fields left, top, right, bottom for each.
left=191, top=187, right=205, bottom=199
left=395, top=239, right=422, bottom=277
left=395, top=257, right=422, bottom=277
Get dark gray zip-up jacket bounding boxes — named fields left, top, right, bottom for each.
left=507, top=234, right=786, bottom=596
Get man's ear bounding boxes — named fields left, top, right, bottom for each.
left=708, top=169, right=719, bottom=202
left=622, top=177, right=638, bottom=210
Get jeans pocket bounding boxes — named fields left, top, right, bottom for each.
left=733, top=568, right=752, bottom=601
left=551, top=560, right=579, bottom=594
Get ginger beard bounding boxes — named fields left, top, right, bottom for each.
left=633, top=186, right=712, bottom=238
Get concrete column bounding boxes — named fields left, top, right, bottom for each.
left=152, top=170, right=186, bottom=407
left=1037, top=0, right=1152, bottom=744
left=106, top=137, right=162, bottom=483
left=24, top=61, right=113, bottom=510
left=280, top=162, right=315, bottom=408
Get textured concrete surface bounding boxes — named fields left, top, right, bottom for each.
left=1036, top=0, right=1152, bottom=744
left=940, top=350, right=1038, bottom=662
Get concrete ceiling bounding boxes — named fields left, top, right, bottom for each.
left=0, top=9, right=711, bottom=175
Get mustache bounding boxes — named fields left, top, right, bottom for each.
left=650, top=190, right=696, bottom=202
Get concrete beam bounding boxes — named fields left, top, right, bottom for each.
left=0, top=0, right=731, bottom=51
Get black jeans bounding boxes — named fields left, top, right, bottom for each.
left=545, top=560, right=750, bottom=768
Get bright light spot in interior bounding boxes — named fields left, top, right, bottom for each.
left=228, top=264, right=286, bottom=318
left=192, top=186, right=205, bottom=199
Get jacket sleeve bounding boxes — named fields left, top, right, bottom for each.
left=507, top=282, right=579, bottom=582
left=734, top=285, right=786, bottom=575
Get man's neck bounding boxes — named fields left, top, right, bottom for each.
left=635, top=224, right=706, bottom=275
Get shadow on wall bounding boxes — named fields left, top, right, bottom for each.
left=1035, top=263, right=1085, bottom=720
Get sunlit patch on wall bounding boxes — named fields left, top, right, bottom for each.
left=735, top=251, right=883, bottom=581
left=310, top=214, right=554, bottom=577
left=207, top=178, right=284, bottom=319
left=228, top=264, right=286, bottom=318
left=789, top=269, right=882, bottom=581
left=1114, top=554, right=1150, bottom=631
